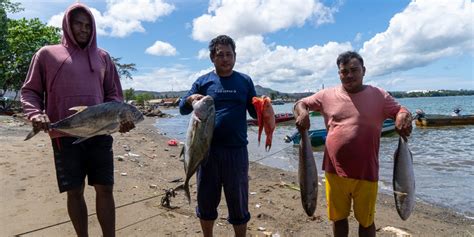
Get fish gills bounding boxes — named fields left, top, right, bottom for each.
left=182, top=95, right=215, bottom=204
left=393, top=137, right=415, bottom=220
left=298, top=129, right=318, bottom=216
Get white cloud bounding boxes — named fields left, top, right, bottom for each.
left=235, top=40, right=353, bottom=92
left=47, top=11, right=64, bottom=28
left=129, top=37, right=352, bottom=93
left=365, top=74, right=473, bottom=91
left=360, top=0, right=473, bottom=77
left=145, top=40, right=177, bottom=56
left=47, top=0, right=175, bottom=37
left=121, top=65, right=197, bottom=92
left=192, top=0, right=339, bottom=41
left=197, top=49, right=209, bottom=60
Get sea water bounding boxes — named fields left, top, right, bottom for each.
left=155, top=95, right=474, bottom=218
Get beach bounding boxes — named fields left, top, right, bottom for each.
left=1, top=115, right=473, bottom=236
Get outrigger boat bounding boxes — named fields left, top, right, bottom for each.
left=414, top=109, right=474, bottom=127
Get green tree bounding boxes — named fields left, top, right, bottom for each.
left=112, top=57, right=137, bottom=80
left=269, top=92, right=277, bottom=100
left=135, top=93, right=153, bottom=106
left=1, top=18, right=60, bottom=101
left=124, top=88, right=135, bottom=102
left=0, top=0, right=24, bottom=99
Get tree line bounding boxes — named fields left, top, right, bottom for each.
left=389, top=90, right=474, bottom=98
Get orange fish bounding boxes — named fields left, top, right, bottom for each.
left=252, top=96, right=276, bottom=151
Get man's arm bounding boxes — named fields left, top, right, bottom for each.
left=21, top=53, right=45, bottom=119
left=395, top=108, right=413, bottom=141
left=21, top=52, right=52, bottom=133
left=382, top=90, right=413, bottom=140
left=294, top=100, right=310, bottom=132
left=179, top=81, right=202, bottom=115
left=246, top=79, right=257, bottom=119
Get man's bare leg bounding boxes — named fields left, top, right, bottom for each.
left=233, top=223, right=247, bottom=237
left=359, top=223, right=375, bottom=237
left=95, top=184, right=115, bottom=237
left=333, top=218, right=349, bottom=237
left=67, top=184, right=88, bottom=237
left=200, top=219, right=214, bottom=237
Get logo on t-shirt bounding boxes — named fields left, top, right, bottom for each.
left=215, top=89, right=237, bottom=94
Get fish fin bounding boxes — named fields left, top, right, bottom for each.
left=393, top=191, right=408, bottom=196
left=183, top=181, right=191, bottom=205
left=179, top=145, right=185, bottom=158
left=191, top=120, right=199, bottom=141
left=173, top=183, right=184, bottom=191
left=180, top=145, right=187, bottom=173
left=72, top=137, right=91, bottom=144
left=68, top=106, right=88, bottom=113
left=24, top=129, right=40, bottom=141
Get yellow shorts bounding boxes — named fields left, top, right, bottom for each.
left=325, top=172, right=378, bottom=227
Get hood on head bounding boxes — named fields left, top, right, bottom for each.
left=61, top=3, right=97, bottom=50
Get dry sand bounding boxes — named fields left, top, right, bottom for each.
left=1, top=115, right=473, bottom=236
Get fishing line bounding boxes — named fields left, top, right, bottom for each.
left=14, top=192, right=168, bottom=236
left=15, top=139, right=299, bottom=235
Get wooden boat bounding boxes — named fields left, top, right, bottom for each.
left=309, top=111, right=321, bottom=116
left=247, top=112, right=295, bottom=126
left=271, top=99, right=285, bottom=105
left=415, top=114, right=474, bottom=127
left=285, top=119, right=396, bottom=147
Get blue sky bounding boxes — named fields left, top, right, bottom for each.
left=9, top=0, right=473, bottom=93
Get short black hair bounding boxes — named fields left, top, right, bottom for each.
left=209, top=35, right=236, bottom=58
left=336, top=51, right=364, bottom=68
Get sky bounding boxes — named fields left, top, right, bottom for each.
left=9, top=0, right=474, bottom=93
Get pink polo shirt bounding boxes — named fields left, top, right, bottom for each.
left=300, top=85, right=408, bottom=181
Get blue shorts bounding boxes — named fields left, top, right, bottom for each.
left=51, top=135, right=114, bottom=193
left=196, top=146, right=250, bottom=225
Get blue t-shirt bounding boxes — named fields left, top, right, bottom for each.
left=179, top=71, right=257, bottom=147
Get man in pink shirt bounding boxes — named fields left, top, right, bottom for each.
left=294, top=51, right=412, bottom=237
left=20, top=3, right=133, bottom=237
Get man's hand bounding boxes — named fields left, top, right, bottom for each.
left=294, top=101, right=310, bottom=132
left=31, top=114, right=51, bottom=133
left=119, top=120, right=135, bottom=133
left=186, top=94, right=204, bottom=106
left=395, top=112, right=413, bottom=141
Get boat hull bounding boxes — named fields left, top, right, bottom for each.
left=415, top=115, right=474, bottom=127
left=248, top=113, right=294, bottom=126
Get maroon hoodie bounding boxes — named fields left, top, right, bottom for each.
left=21, top=3, right=123, bottom=138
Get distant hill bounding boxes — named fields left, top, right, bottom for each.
left=254, top=85, right=313, bottom=100
left=134, top=85, right=314, bottom=100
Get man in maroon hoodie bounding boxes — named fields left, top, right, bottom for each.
left=20, top=3, right=132, bottom=236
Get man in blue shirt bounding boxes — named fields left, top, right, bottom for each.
left=179, top=35, right=257, bottom=237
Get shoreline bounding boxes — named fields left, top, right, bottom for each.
left=1, top=115, right=473, bottom=236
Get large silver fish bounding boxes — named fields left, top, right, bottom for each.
left=180, top=95, right=215, bottom=204
left=393, top=137, right=415, bottom=220
left=24, top=101, right=144, bottom=144
left=298, top=128, right=318, bottom=216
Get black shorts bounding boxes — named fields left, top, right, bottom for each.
left=51, top=135, right=114, bottom=193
